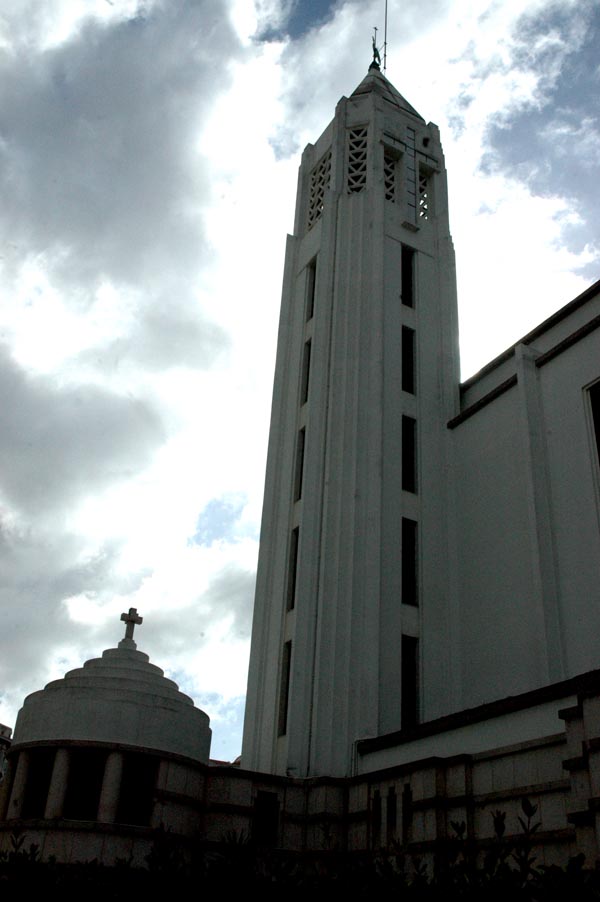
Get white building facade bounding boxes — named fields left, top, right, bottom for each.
left=242, top=61, right=600, bottom=782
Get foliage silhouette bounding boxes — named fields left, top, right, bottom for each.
left=2, top=802, right=600, bottom=900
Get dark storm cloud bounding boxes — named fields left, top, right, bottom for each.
left=0, top=0, right=241, bottom=303
left=0, top=527, right=149, bottom=705
left=0, top=1, right=252, bottom=734
left=0, top=344, right=164, bottom=514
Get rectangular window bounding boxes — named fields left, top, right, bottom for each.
left=293, top=428, right=305, bottom=502
left=402, top=326, right=415, bottom=394
left=278, top=641, right=292, bottom=736
left=21, top=749, right=54, bottom=819
left=401, top=246, right=415, bottom=307
left=371, top=788, right=382, bottom=849
left=402, top=518, right=418, bottom=606
left=590, top=381, right=600, bottom=467
left=306, top=258, right=317, bottom=321
left=300, top=340, right=311, bottom=406
left=402, top=415, right=417, bottom=493
left=63, top=749, right=107, bottom=820
left=252, top=790, right=280, bottom=847
left=286, top=527, right=299, bottom=611
left=401, top=635, right=419, bottom=729
left=386, top=786, right=397, bottom=840
left=116, top=753, right=159, bottom=827
left=402, top=783, right=413, bottom=844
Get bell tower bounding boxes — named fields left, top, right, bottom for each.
left=243, top=60, right=461, bottom=777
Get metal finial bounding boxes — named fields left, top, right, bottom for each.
left=371, top=29, right=381, bottom=69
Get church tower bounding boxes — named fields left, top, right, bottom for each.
left=243, top=61, right=461, bottom=778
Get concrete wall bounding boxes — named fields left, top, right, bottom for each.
left=451, top=288, right=600, bottom=712
left=452, top=385, right=549, bottom=706
left=538, top=334, right=600, bottom=675
left=6, top=673, right=600, bottom=869
left=0, top=740, right=207, bottom=867
left=203, top=672, right=600, bottom=868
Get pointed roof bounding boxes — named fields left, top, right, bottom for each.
left=351, top=62, right=424, bottom=121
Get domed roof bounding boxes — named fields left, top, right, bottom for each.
left=13, top=609, right=211, bottom=764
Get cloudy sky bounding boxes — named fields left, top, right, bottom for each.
left=0, top=0, right=598, bottom=761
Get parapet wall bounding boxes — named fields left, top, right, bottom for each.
left=4, top=671, right=600, bottom=869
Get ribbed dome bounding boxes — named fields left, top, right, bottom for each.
left=14, top=641, right=211, bottom=763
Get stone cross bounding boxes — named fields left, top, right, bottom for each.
left=120, top=607, right=143, bottom=642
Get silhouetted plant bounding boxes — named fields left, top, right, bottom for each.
left=512, top=797, right=540, bottom=881
left=146, top=824, right=186, bottom=876
left=3, top=818, right=600, bottom=900
left=221, top=827, right=250, bottom=845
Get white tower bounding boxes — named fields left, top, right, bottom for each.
left=243, top=61, right=461, bottom=778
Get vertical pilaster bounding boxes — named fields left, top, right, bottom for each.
left=404, top=126, right=417, bottom=226
left=0, top=755, right=15, bottom=821
left=97, top=750, right=123, bottom=823
left=150, top=760, right=169, bottom=828
left=7, top=750, right=29, bottom=819
left=44, top=748, right=70, bottom=818
left=516, top=343, right=565, bottom=682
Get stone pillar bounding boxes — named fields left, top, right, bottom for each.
left=0, top=755, right=15, bottom=821
left=97, top=751, right=123, bottom=824
left=44, top=748, right=70, bottom=819
left=7, top=750, right=29, bottom=819
left=150, top=759, right=169, bottom=829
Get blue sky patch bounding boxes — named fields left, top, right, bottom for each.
left=479, top=4, right=600, bottom=257
left=258, top=0, right=340, bottom=41
left=192, top=495, right=247, bottom=546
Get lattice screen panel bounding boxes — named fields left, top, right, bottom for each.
left=308, top=151, right=332, bottom=229
left=419, top=172, right=429, bottom=219
left=384, top=152, right=396, bottom=202
left=347, top=128, right=368, bottom=194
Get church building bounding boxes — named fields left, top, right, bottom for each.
left=242, top=57, right=600, bottom=779
left=240, top=56, right=600, bottom=859
left=2, top=59, right=600, bottom=869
